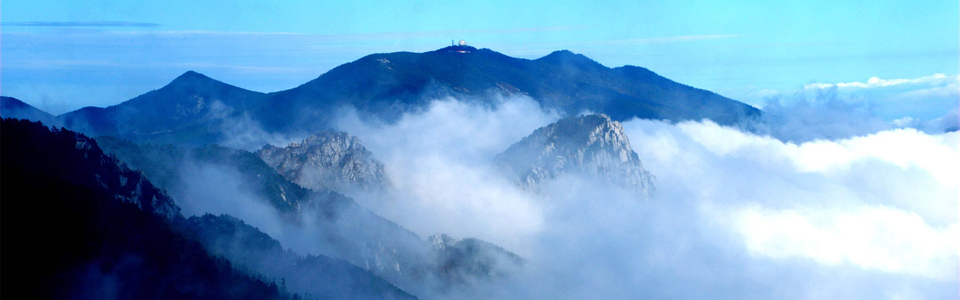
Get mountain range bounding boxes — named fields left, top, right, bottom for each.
left=3, top=46, right=760, bottom=146
left=3, top=46, right=762, bottom=299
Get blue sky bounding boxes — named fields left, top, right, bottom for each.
left=2, top=0, right=957, bottom=119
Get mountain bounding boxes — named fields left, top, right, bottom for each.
left=14, top=47, right=760, bottom=147
left=1, top=118, right=286, bottom=299
left=429, top=234, right=524, bottom=285
left=3, top=118, right=419, bottom=299
left=96, top=136, right=523, bottom=296
left=494, top=113, right=655, bottom=195
left=95, top=138, right=425, bottom=281
left=2, top=118, right=181, bottom=218
left=59, top=71, right=268, bottom=146
left=1, top=96, right=60, bottom=126
left=256, top=130, right=390, bottom=193
left=186, top=214, right=417, bottom=300
left=256, top=46, right=760, bottom=132
left=96, top=137, right=309, bottom=216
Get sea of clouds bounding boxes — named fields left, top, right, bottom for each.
left=327, top=93, right=957, bottom=299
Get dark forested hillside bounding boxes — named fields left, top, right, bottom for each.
left=1, top=118, right=288, bottom=300
left=1, top=118, right=416, bottom=300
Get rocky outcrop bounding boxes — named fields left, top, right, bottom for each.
left=257, top=130, right=389, bottom=193
left=495, top=114, right=654, bottom=196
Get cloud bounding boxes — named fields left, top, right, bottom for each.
left=333, top=95, right=561, bottom=255
left=597, top=118, right=956, bottom=298
left=208, top=100, right=306, bottom=151
left=176, top=160, right=285, bottom=238
left=318, top=95, right=957, bottom=299
left=630, top=119, right=959, bottom=275
left=2, top=21, right=160, bottom=27
left=804, top=73, right=956, bottom=90
left=729, top=204, right=958, bottom=279
left=746, top=87, right=895, bottom=142
left=737, top=72, right=959, bottom=142
left=728, top=73, right=958, bottom=133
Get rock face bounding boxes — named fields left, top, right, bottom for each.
left=495, top=114, right=654, bottom=195
left=256, top=130, right=389, bottom=192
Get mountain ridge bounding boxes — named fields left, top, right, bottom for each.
left=3, top=47, right=760, bottom=147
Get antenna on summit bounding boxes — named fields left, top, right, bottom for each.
left=447, top=39, right=471, bottom=53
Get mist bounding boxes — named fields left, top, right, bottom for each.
left=333, top=95, right=561, bottom=255
left=318, top=95, right=959, bottom=299
left=746, top=74, right=960, bottom=143
left=130, top=87, right=959, bottom=299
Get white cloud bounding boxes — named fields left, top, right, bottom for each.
left=730, top=205, right=958, bottom=279
left=333, top=95, right=560, bottom=254
left=683, top=121, right=960, bottom=187
left=725, top=73, right=958, bottom=134
left=626, top=119, right=959, bottom=282
left=318, top=96, right=957, bottom=299
left=804, top=73, right=957, bottom=90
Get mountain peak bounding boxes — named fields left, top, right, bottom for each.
left=537, top=49, right=604, bottom=68
left=170, top=70, right=216, bottom=85
left=433, top=45, right=480, bottom=53
left=495, top=113, right=655, bottom=195
left=256, top=130, right=390, bottom=192
left=0, top=96, right=59, bottom=125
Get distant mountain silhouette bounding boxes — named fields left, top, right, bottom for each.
left=1, top=96, right=60, bottom=126
left=258, top=47, right=759, bottom=132
left=11, top=47, right=760, bottom=146
left=59, top=71, right=268, bottom=146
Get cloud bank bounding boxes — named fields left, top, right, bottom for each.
left=317, top=94, right=959, bottom=299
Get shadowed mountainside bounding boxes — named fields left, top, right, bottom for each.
left=1, top=96, right=61, bottom=126
left=2, top=118, right=417, bottom=300
left=1, top=118, right=285, bottom=299
left=96, top=136, right=524, bottom=296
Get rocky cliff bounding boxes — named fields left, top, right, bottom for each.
left=495, top=114, right=654, bottom=196
left=257, top=130, right=389, bottom=193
